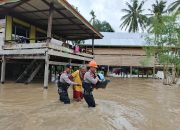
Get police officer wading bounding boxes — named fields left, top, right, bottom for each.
left=83, top=60, right=100, bottom=107
left=58, top=64, right=79, bottom=104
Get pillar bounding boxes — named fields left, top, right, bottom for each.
left=44, top=52, right=49, bottom=89
left=83, top=60, right=85, bottom=65
left=69, top=58, right=72, bottom=64
left=153, top=66, right=156, bottom=78
left=30, top=25, right=36, bottom=43
left=130, top=66, right=132, bottom=78
left=1, top=56, right=6, bottom=84
left=55, top=65, right=57, bottom=80
left=92, top=37, right=94, bottom=55
left=5, top=16, right=12, bottom=41
left=49, top=65, right=52, bottom=82
left=47, top=3, right=54, bottom=42
left=107, top=65, right=110, bottom=76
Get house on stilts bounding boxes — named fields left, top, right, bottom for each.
left=84, top=32, right=162, bottom=78
left=0, top=0, right=103, bottom=88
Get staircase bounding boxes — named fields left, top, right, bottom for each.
left=16, top=60, right=44, bottom=83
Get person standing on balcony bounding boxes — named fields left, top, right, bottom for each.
left=70, top=65, right=87, bottom=102
left=58, top=64, right=80, bottom=104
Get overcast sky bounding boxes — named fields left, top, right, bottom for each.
left=67, top=0, right=174, bottom=32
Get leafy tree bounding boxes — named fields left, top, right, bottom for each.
left=145, top=13, right=180, bottom=85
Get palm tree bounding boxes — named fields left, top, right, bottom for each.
left=147, top=0, right=167, bottom=32
left=120, top=0, right=147, bottom=32
left=168, top=0, right=180, bottom=12
left=89, top=10, right=96, bottom=26
left=150, top=0, right=167, bottom=16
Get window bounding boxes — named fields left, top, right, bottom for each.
left=12, top=23, right=30, bottom=43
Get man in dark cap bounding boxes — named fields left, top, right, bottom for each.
left=58, top=64, right=79, bottom=104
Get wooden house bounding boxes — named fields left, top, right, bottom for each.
left=0, top=0, right=103, bottom=88
left=84, top=32, right=160, bottom=77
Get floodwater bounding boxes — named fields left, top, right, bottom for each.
left=0, top=78, right=180, bottom=130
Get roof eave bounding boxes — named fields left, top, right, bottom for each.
left=58, top=0, right=103, bottom=39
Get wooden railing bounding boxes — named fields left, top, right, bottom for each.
left=2, top=42, right=94, bottom=59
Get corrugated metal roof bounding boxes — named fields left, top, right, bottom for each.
left=84, top=32, right=148, bottom=47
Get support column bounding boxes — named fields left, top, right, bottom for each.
left=47, top=2, right=54, bottom=43
left=49, top=65, right=52, bottom=82
left=92, top=36, right=94, bottom=55
left=85, top=46, right=87, bottom=53
left=55, top=65, right=57, bottom=80
left=83, top=60, right=85, bottom=65
left=153, top=56, right=156, bottom=78
left=1, top=56, right=6, bottom=84
left=44, top=52, right=49, bottom=89
left=107, top=65, right=110, bottom=74
left=153, top=66, right=156, bottom=78
left=69, top=58, right=72, bottom=64
left=130, top=66, right=132, bottom=78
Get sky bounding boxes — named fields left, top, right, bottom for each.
left=67, top=0, right=175, bottom=32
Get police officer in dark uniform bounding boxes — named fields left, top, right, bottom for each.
left=83, top=60, right=100, bottom=107
left=58, top=64, right=79, bottom=104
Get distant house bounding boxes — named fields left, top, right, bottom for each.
left=84, top=32, right=160, bottom=77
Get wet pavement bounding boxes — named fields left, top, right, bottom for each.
left=0, top=78, right=180, bottom=130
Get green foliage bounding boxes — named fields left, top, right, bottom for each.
left=139, top=56, right=152, bottom=67
left=151, top=0, right=167, bottom=15
left=145, top=13, right=180, bottom=70
left=89, top=10, right=114, bottom=32
left=120, top=0, right=148, bottom=32
left=147, top=0, right=167, bottom=32
left=168, top=0, right=180, bottom=12
left=72, top=40, right=84, bottom=45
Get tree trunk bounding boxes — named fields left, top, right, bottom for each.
left=172, top=64, right=177, bottom=84
left=163, top=64, right=172, bottom=85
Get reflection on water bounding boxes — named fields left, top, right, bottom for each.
left=0, top=78, right=180, bottom=130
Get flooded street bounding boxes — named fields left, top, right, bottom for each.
left=0, top=78, right=180, bottom=130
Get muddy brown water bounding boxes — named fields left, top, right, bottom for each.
left=0, top=78, right=180, bottom=130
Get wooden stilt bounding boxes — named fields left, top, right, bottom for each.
left=55, top=65, right=57, bottom=80
left=130, top=66, right=132, bottom=78
left=69, top=58, right=72, bottom=64
left=107, top=65, right=110, bottom=73
left=44, top=52, right=49, bottom=89
left=46, top=2, right=54, bottom=43
left=153, top=66, right=155, bottom=78
left=92, top=37, right=94, bottom=55
left=83, top=60, right=85, bottom=65
left=1, top=56, right=6, bottom=84
left=43, top=2, right=53, bottom=88
left=49, top=65, right=52, bottom=82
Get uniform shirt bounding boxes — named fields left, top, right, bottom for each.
left=60, top=71, right=75, bottom=85
left=71, top=70, right=83, bottom=92
left=84, top=70, right=99, bottom=85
